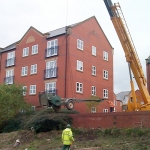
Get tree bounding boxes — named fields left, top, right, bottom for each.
left=0, top=84, right=29, bottom=125
left=86, top=95, right=102, bottom=112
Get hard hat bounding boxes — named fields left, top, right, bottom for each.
left=66, top=124, right=71, bottom=128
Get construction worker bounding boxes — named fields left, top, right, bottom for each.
left=62, top=124, right=74, bottom=150
left=106, top=100, right=114, bottom=112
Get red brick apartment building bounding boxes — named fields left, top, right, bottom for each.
left=146, top=56, right=150, bottom=94
left=0, top=16, right=120, bottom=113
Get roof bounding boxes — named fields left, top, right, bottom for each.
left=1, top=16, right=113, bottom=52
left=47, top=27, right=66, bottom=39
left=116, top=91, right=131, bottom=101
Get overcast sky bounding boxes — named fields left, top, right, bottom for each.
left=0, top=0, right=150, bottom=94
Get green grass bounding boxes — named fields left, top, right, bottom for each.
left=1, top=128, right=150, bottom=150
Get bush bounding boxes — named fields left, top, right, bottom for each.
left=24, top=113, right=72, bottom=133
left=1, top=108, right=75, bottom=133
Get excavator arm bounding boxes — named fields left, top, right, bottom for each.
left=103, top=0, right=150, bottom=110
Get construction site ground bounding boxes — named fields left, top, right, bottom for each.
left=0, top=128, right=150, bottom=150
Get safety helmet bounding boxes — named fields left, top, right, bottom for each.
left=66, top=124, right=71, bottom=128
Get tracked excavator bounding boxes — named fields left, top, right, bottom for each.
left=103, top=0, right=150, bottom=111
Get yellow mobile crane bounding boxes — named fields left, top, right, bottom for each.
left=103, top=0, right=150, bottom=111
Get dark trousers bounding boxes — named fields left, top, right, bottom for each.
left=62, top=145, right=71, bottom=150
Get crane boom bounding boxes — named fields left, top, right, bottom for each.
left=103, top=0, right=150, bottom=109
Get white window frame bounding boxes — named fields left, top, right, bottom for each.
left=103, top=70, right=108, bottom=79
left=103, top=51, right=108, bottom=61
left=92, top=46, right=96, bottom=56
left=7, top=51, right=15, bottom=66
left=21, top=66, right=28, bottom=76
left=23, top=47, right=29, bottom=57
left=103, top=89, right=108, bottom=98
left=31, top=106, right=36, bottom=111
left=46, top=60, right=57, bottom=78
left=30, top=64, right=37, bottom=74
left=23, top=86, right=27, bottom=96
left=76, top=82, right=83, bottom=93
left=32, top=44, right=38, bottom=55
left=30, top=85, right=36, bottom=95
left=92, top=66, right=96, bottom=76
left=6, top=69, right=14, bottom=84
left=91, top=86, right=96, bottom=96
left=45, top=82, right=56, bottom=94
left=103, top=109, right=108, bottom=113
left=91, top=107, right=96, bottom=113
left=77, top=39, right=83, bottom=50
left=47, top=39, right=58, bottom=57
left=77, top=60, right=83, bottom=71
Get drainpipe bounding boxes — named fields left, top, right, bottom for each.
left=65, top=26, right=68, bottom=98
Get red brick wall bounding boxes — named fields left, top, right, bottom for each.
left=146, top=63, right=150, bottom=95
left=0, top=17, right=114, bottom=112
left=64, top=17, right=113, bottom=113
left=0, top=28, right=67, bottom=106
left=70, top=111, right=150, bottom=128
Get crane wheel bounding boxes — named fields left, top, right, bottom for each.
left=66, top=100, right=74, bottom=110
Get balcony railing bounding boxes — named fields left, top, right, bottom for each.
left=4, top=76, right=14, bottom=84
left=45, top=46, right=58, bottom=58
left=45, top=89, right=57, bottom=96
left=44, top=67, right=57, bottom=79
left=5, top=57, right=16, bottom=68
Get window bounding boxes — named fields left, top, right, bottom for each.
left=91, top=107, right=96, bottom=113
left=77, top=60, right=83, bottom=71
left=23, top=86, right=27, bottom=96
left=32, top=44, right=38, bottom=55
left=46, top=60, right=57, bottom=78
left=47, top=39, right=58, bottom=57
left=92, top=66, right=96, bottom=76
left=30, top=64, right=37, bottom=74
left=103, top=51, right=108, bottom=61
left=91, top=86, right=96, bottom=96
left=31, top=106, right=35, bottom=111
left=23, top=47, right=29, bottom=57
left=92, top=46, right=96, bottom=56
left=103, top=70, right=108, bottom=79
left=76, top=82, right=83, bottom=93
left=103, top=89, right=108, bottom=98
left=45, top=82, right=56, bottom=95
left=77, top=39, right=83, bottom=50
left=21, top=66, right=28, bottom=76
left=5, top=69, right=14, bottom=84
left=103, top=109, right=108, bottom=113
left=30, top=85, right=36, bottom=95
left=7, top=51, right=15, bottom=66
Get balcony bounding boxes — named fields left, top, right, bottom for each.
left=45, top=46, right=58, bottom=58
left=45, top=89, right=57, bottom=96
left=5, top=57, right=16, bottom=68
left=44, top=67, right=57, bottom=79
left=4, top=76, right=14, bottom=84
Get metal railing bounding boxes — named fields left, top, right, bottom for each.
left=45, top=46, right=59, bottom=58
left=4, top=76, right=14, bottom=84
left=5, top=57, right=16, bottom=67
left=44, top=67, right=57, bottom=79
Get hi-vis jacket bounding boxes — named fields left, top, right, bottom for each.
left=62, top=128, right=74, bottom=145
